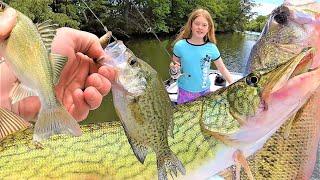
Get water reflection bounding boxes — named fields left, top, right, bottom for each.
left=84, top=32, right=258, bottom=124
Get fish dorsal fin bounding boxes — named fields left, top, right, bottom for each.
left=10, top=82, right=37, bottom=104
left=50, top=53, right=68, bottom=85
left=36, top=20, right=58, bottom=52
left=0, top=107, right=31, bottom=140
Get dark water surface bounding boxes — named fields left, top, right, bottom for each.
left=84, top=32, right=257, bottom=124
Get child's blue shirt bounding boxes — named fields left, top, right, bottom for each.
left=173, top=39, right=221, bottom=92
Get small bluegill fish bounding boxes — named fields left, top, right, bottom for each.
left=0, top=2, right=81, bottom=141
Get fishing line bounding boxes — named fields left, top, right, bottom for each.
left=79, top=0, right=171, bottom=59
left=130, top=1, right=172, bottom=60
left=80, top=0, right=118, bottom=41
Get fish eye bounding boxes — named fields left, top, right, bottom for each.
left=246, top=73, right=259, bottom=86
left=273, top=6, right=290, bottom=25
left=129, top=57, right=137, bottom=66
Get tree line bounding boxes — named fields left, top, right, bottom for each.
left=4, top=0, right=265, bottom=38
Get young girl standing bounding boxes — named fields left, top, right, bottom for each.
left=171, top=8, right=233, bottom=104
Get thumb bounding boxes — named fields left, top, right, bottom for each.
left=0, top=7, right=17, bottom=41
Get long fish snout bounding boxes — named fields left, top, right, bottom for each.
left=261, top=47, right=315, bottom=103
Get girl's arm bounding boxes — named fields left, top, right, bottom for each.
left=213, top=58, right=233, bottom=84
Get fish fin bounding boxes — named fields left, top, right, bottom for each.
left=9, top=82, right=37, bottom=104
left=233, top=150, right=254, bottom=180
left=229, top=108, right=247, bottom=126
left=199, top=118, right=239, bottom=145
left=0, top=107, right=31, bottom=140
left=36, top=20, right=58, bottom=52
left=157, top=150, right=186, bottom=180
left=32, top=104, right=82, bottom=142
left=119, top=120, right=148, bottom=163
left=131, top=140, right=148, bottom=163
left=127, top=136, right=148, bottom=163
left=50, top=53, right=68, bottom=85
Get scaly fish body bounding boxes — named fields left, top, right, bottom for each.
left=1, top=12, right=54, bottom=105
left=0, top=49, right=318, bottom=179
left=0, top=3, right=81, bottom=141
left=182, top=48, right=320, bottom=178
left=246, top=3, right=319, bottom=73
left=246, top=88, right=320, bottom=179
left=221, top=1, right=320, bottom=179
left=106, top=43, right=185, bottom=180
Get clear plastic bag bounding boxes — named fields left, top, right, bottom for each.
left=103, top=40, right=127, bottom=66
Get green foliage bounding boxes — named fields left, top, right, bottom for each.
left=5, top=0, right=80, bottom=28
left=245, top=15, right=268, bottom=32
left=3, top=0, right=256, bottom=36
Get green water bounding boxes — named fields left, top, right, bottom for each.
left=84, top=32, right=258, bottom=124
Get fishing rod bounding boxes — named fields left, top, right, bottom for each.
left=130, top=1, right=172, bottom=60
left=79, top=0, right=171, bottom=60
left=80, top=0, right=118, bottom=42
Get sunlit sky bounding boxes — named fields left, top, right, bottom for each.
left=252, top=0, right=320, bottom=16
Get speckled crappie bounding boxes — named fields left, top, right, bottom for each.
left=0, top=2, right=81, bottom=141
left=103, top=41, right=185, bottom=180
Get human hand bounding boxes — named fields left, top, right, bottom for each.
left=0, top=8, right=116, bottom=122
left=0, top=7, right=16, bottom=41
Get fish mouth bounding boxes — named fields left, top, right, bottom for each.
left=262, top=47, right=316, bottom=102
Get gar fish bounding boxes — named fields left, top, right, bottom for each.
left=221, top=1, right=320, bottom=179
left=101, top=41, right=185, bottom=180
left=0, top=47, right=319, bottom=179
left=0, top=2, right=81, bottom=141
left=182, top=47, right=320, bottom=179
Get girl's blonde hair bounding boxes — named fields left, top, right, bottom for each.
left=174, top=8, right=217, bottom=44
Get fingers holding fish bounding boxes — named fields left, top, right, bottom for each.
left=83, top=86, right=103, bottom=110
left=98, top=65, right=116, bottom=83
left=52, top=27, right=112, bottom=63
left=70, top=88, right=89, bottom=122
left=17, top=97, right=40, bottom=122
left=85, top=72, right=111, bottom=97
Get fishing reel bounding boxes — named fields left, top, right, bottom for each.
left=214, top=73, right=226, bottom=87
left=169, top=62, right=182, bottom=80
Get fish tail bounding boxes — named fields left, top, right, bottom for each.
left=33, top=104, right=82, bottom=142
left=157, top=150, right=186, bottom=180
